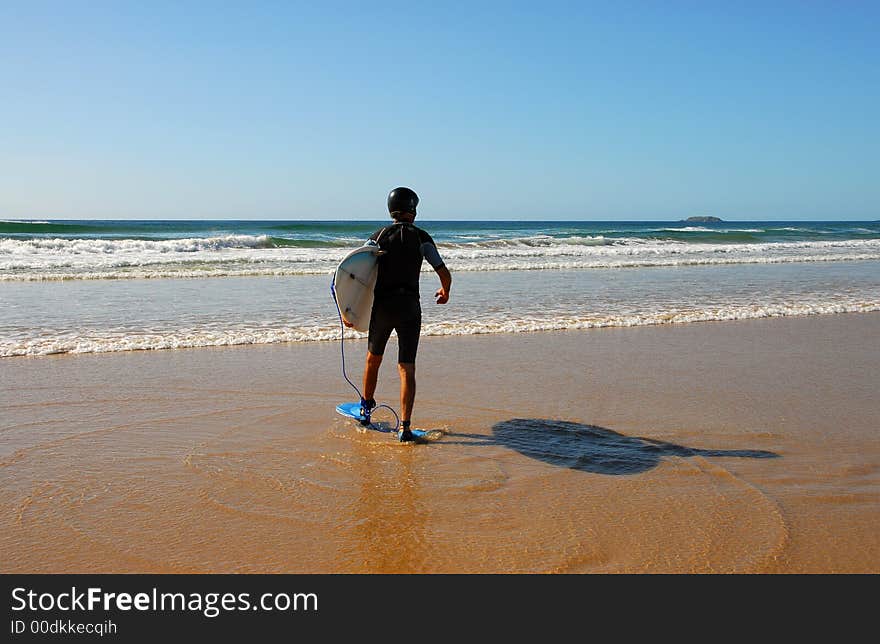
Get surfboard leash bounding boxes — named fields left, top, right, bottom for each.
left=330, top=278, right=363, bottom=399
left=330, top=278, right=401, bottom=432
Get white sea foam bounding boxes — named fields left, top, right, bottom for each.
left=3, top=300, right=878, bottom=357
left=0, top=234, right=275, bottom=254
left=2, top=236, right=880, bottom=280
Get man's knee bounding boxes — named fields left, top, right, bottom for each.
left=367, top=351, right=383, bottom=368
left=397, top=362, right=415, bottom=378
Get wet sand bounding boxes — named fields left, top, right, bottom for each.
left=2, top=313, right=878, bottom=573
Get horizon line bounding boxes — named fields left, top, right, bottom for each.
left=2, top=217, right=878, bottom=223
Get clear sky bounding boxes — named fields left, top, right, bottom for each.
left=1, top=1, right=877, bottom=220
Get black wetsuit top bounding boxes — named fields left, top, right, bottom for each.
left=365, top=222, right=444, bottom=363
left=368, top=222, right=444, bottom=298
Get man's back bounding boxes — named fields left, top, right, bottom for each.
left=370, top=222, right=440, bottom=298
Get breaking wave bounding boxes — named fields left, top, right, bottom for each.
left=2, top=236, right=880, bottom=281
left=3, top=299, right=878, bottom=357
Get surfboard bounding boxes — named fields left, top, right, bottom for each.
left=335, top=402, right=439, bottom=440
left=332, top=245, right=383, bottom=332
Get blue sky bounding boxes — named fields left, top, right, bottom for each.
left=1, top=1, right=877, bottom=220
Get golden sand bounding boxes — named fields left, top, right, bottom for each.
left=2, top=313, right=878, bottom=572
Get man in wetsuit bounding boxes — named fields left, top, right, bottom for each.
left=352, top=187, right=452, bottom=441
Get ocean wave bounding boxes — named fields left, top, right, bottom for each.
left=5, top=230, right=878, bottom=259
left=0, top=220, right=130, bottom=235
left=3, top=244, right=880, bottom=281
left=2, top=237, right=880, bottom=280
left=3, top=300, right=877, bottom=357
left=0, top=267, right=334, bottom=281
left=656, top=227, right=767, bottom=233
left=444, top=234, right=615, bottom=248
left=0, top=234, right=277, bottom=254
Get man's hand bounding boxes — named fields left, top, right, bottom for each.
left=435, top=287, right=449, bottom=304
left=343, top=319, right=355, bottom=328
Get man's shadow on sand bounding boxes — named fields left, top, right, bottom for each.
left=446, top=419, right=779, bottom=475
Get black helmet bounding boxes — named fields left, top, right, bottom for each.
left=387, top=187, right=418, bottom=217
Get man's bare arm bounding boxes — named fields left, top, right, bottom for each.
left=434, top=264, right=451, bottom=304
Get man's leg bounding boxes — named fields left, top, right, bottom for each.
left=364, top=298, right=393, bottom=416
left=394, top=297, right=421, bottom=439
left=362, top=351, right=383, bottom=402
left=397, top=362, right=416, bottom=424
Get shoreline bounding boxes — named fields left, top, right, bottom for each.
left=2, top=312, right=878, bottom=572
left=4, top=303, right=880, bottom=359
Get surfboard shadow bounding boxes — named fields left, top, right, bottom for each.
left=476, top=418, right=779, bottom=475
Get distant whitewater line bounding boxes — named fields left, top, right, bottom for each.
left=3, top=299, right=877, bottom=357
left=3, top=236, right=880, bottom=281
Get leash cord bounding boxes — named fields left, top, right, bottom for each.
left=330, top=278, right=400, bottom=432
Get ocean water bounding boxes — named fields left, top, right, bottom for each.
left=1, top=219, right=879, bottom=356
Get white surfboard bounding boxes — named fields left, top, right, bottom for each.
left=332, top=246, right=383, bottom=332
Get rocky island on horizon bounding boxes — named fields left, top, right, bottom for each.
left=682, top=216, right=723, bottom=223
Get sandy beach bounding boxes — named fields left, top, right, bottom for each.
left=2, top=312, right=878, bottom=573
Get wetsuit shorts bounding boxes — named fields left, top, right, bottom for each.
left=367, top=296, right=422, bottom=364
